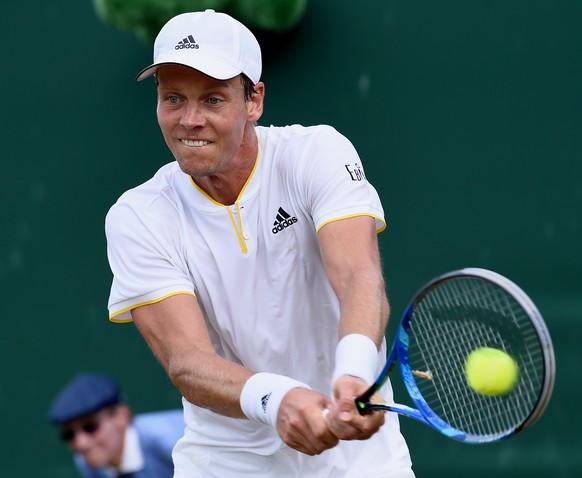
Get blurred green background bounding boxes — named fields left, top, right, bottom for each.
left=1, top=0, right=580, bottom=476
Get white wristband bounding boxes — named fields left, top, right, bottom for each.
left=240, top=373, right=311, bottom=426
left=332, top=334, right=379, bottom=386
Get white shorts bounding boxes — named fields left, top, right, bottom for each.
left=172, top=424, right=415, bottom=478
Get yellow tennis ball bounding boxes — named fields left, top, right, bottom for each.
left=465, top=347, right=519, bottom=396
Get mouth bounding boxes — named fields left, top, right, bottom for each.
left=180, top=139, right=211, bottom=147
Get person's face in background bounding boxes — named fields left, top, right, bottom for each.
left=60, top=404, right=131, bottom=468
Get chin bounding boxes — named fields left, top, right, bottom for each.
left=83, top=453, right=108, bottom=469
left=177, top=161, right=216, bottom=177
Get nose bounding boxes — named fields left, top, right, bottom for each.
left=181, top=101, right=205, bottom=129
left=69, top=429, right=96, bottom=452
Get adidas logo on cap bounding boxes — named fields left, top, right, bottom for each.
left=175, top=34, right=199, bottom=50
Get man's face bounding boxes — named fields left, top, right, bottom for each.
left=155, top=65, right=263, bottom=178
left=61, top=405, right=129, bottom=468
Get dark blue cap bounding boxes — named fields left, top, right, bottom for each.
left=48, top=373, right=123, bottom=425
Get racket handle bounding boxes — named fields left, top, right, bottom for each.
left=354, top=386, right=377, bottom=415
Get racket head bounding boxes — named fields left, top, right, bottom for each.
left=394, top=268, right=555, bottom=443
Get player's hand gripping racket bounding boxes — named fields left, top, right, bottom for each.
left=355, top=268, right=555, bottom=443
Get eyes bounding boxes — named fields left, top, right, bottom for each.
left=163, top=94, right=223, bottom=106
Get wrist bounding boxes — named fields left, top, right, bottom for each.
left=332, top=333, right=379, bottom=386
left=240, top=372, right=311, bottom=426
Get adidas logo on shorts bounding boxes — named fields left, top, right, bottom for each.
left=272, top=207, right=298, bottom=234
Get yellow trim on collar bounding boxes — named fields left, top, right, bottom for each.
left=188, top=147, right=260, bottom=206
left=187, top=147, right=259, bottom=254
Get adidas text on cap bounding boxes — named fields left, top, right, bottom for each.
left=136, top=9, right=262, bottom=84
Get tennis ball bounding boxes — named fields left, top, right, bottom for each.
left=464, top=347, right=519, bottom=396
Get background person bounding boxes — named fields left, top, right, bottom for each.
left=48, top=372, right=184, bottom=478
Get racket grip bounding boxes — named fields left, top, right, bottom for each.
left=354, top=386, right=377, bottom=415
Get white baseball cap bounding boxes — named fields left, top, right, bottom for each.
left=136, top=9, right=262, bottom=83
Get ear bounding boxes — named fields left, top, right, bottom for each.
left=247, top=82, right=265, bottom=123
left=115, top=404, right=132, bottom=426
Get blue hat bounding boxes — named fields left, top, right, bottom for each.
left=48, top=373, right=123, bottom=425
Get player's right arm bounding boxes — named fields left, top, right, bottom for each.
left=131, top=294, right=338, bottom=455
left=131, top=293, right=252, bottom=418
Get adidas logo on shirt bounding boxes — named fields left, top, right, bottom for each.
left=175, top=35, right=199, bottom=50
left=272, top=207, right=298, bottom=234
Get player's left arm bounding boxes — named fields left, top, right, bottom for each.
left=318, top=214, right=388, bottom=440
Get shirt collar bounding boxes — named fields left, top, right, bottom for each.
left=108, top=424, right=144, bottom=476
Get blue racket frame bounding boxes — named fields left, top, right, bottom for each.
left=355, top=268, right=555, bottom=444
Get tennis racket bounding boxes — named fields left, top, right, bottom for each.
left=355, top=267, right=555, bottom=444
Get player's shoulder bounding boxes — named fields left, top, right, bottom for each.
left=256, top=125, right=352, bottom=165
left=108, top=162, right=181, bottom=215
left=257, top=124, right=344, bottom=144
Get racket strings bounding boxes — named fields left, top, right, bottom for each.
left=407, top=277, right=546, bottom=439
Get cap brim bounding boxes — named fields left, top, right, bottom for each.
left=136, top=64, right=161, bottom=81
left=136, top=54, right=243, bottom=82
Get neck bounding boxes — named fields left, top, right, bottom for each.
left=191, top=126, right=258, bottom=205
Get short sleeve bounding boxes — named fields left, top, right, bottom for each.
left=297, top=126, right=386, bottom=233
left=105, top=194, right=195, bottom=322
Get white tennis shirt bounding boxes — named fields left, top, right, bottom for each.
left=106, top=125, right=406, bottom=455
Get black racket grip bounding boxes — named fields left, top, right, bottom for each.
left=354, top=386, right=377, bottom=415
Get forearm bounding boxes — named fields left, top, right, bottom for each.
left=331, top=267, right=389, bottom=387
left=318, top=216, right=390, bottom=349
left=131, top=294, right=253, bottom=419
left=337, top=265, right=389, bottom=348
left=169, top=347, right=316, bottom=432
left=166, top=347, right=253, bottom=418
left=324, top=256, right=390, bottom=442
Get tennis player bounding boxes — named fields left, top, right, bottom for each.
left=106, top=9, right=414, bottom=477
